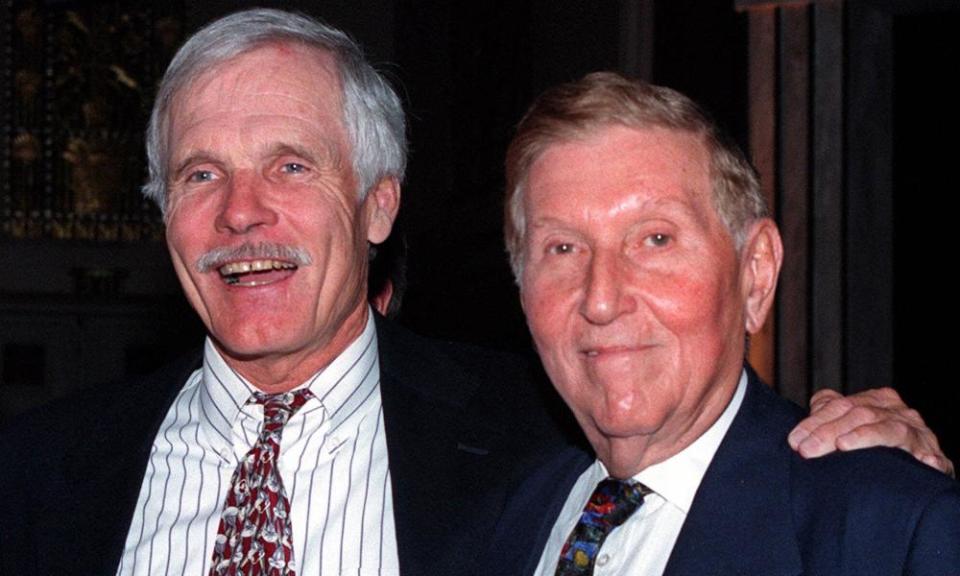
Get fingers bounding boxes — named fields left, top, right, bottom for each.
left=834, top=419, right=955, bottom=477
left=922, top=454, right=956, bottom=478
left=833, top=418, right=918, bottom=452
left=840, top=430, right=955, bottom=477
left=787, top=389, right=848, bottom=454
left=788, top=387, right=954, bottom=477
left=807, top=388, right=844, bottom=413
left=791, top=400, right=880, bottom=458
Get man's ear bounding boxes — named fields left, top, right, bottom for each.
left=364, top=177, right=401, bottom=244
left=740, top=218, right=783, bottom=334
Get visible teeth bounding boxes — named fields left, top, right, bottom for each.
left=586, top=351, right=598, bottom=357
left=218, top=260, right=297, bottom=276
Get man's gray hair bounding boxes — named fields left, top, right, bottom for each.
left=142, top=8, right=406, bottom=214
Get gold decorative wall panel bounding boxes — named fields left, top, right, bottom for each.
left=2, top=0, right=184, bottom=242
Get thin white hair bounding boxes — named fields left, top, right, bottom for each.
left=142, top=8, right=406, bottom=214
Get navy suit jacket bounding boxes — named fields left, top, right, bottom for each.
left=486, top=371, right=960, bottom=575
left=0, top=317, right=566, bottom=575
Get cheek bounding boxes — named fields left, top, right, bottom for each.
left=166, top=182, right=217, bottom=219
left=302, top=195, right=362, bottom=247
left=521, top=286, right=585, bottom=389
left=642, top=278, right=708, bottom=328
left=522, top=257, right=587, bottom=306
left=521, top=277, right=573, bottom=341
left=165, top=224, right=198, bottom=274
left=638, top=258, right=730, bottom=321
left=166, top=197, right=215, bottom=250
left=643, top=274, right=741, bottom=377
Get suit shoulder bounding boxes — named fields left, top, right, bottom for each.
left=375, top=316, right=551, bottom=414
left=375, top=317, right=574, bottom=453
left=791, top=443, right=959, bottom=507
left=788, top=439, right=960, bottom=569
left=727, top=377, right=960, bottom=570
left=0, top=348, right=200, bottom=462
left=791, top=448, right=960, bottom=574
left=376, top=316, right=538, bottom=383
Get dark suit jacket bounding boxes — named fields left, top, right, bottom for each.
left=486, top=370, right=960, bottom=575
left=0, top=317, right=567, bottom=575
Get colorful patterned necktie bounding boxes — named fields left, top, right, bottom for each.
left=210, top=389, right=313, bottom=576
left=554, top=477, right=652, bottom=576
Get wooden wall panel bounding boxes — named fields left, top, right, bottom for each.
left=746, top=8, right=777, bottom=385
left=776, top=6, right=811, bottom=405
left=618, top=0, right=655, bottom=80
left=845, top=3, right=894, bottom=391
left=811, top=1, right=844, bottom=392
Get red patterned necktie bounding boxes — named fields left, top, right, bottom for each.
left=554, top=477, right=652, bottom=576
left=210, top=389, right=313, bottom=576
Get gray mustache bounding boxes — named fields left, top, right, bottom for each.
left=195, top=242, right=313, bottom=272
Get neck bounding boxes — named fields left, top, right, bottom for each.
left=591, top=368, right=740, bottom=479
left=216, top=305, right=370, bottom=393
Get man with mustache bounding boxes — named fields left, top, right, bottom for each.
left=488, top=72, right=959, bottom=575
left=0, top=10, right=951, bottom=576
left=0, top=10, right=552, bottom=575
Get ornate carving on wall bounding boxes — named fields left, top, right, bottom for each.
left=2, top=0, right=184, bottom=242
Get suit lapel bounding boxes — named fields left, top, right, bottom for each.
left=663, top=376, right=803, bottom=576
left=376, top=317, right=518, bottom=575
left=483, top=445, right=593, bottom=576
left=40, top=351, right=201, bottom=575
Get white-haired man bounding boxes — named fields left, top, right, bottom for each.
left=0, top=10, right=559, bottom=575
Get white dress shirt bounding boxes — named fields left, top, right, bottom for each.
left=117, top=313, right=399, bottom=575
left=534, top=371, right=747, bottom=576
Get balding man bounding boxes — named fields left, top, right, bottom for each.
left=488, top=73, right=959, bottom=575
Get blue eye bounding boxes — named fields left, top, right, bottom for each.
left=187, top=170, right=216, bottom=183
left=281, top=162, right=307, bottom=174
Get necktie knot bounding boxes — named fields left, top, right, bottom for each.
left=590, top=478, right=651, bottom=528
left=253, top=390, right=313, bottom=435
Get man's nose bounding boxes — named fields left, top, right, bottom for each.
left=580, top=250, right=637, bottom=325
left=214, top=172, right=279, bottom=234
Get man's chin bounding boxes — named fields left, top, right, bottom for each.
left=208, top=332, right=292, bottom=363
left=581, top=408, right=660, bottom=443
left=593, top=418, right=662, bottom=444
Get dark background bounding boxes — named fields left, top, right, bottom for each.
left=1, top=0, right=956, bottom=463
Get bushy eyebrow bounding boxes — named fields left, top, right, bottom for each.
left=527, top=216, right=578, bottom=233
left=172, top=153, right=220, bottom=181
left=171, top=139, right=345, bottom=182
left=527, top=196, right=699, bottom=230
left=267, top=143, right=318, bottom=165
left=268, top=139, right=344, bottom=170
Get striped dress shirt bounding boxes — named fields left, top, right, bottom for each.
left=116, top=315, right=399, bottom=575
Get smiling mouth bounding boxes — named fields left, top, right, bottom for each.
left=219, top=259, right=298, bottom=286
left=582, top=345, right=653, bottom=358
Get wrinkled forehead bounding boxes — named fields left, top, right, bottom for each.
left=525, top=125, right=713, bottom=210
left=168, top=43, right=346, bottom=136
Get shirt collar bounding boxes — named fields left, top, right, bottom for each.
left=625, top=370, right=747, bottom=515
left=199, top=339, right=255, bottom=449
left=299, top=311, right=379, bottom=433
left=199, top=308, right=380, bottom=449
